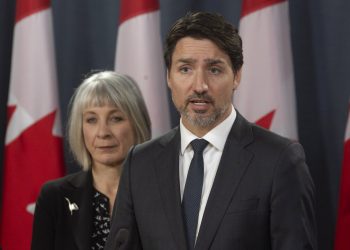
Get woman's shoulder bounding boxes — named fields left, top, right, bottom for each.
left=39, top=171, right=90, bottom=196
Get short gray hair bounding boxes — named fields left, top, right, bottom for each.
left=67, top=71, right=151, bottom=170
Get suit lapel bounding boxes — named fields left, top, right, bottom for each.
left=154, top=128, right=187, bottom=250
left=195, top=112, right=254, bottom=249
left=61, top=170, right=93, bottom=250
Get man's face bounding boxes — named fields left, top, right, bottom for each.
left=167, top=37, right=241, bottom=136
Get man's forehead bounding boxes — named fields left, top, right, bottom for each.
left=172, top=37, right=231, bottom=62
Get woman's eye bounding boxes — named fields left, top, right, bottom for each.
left=86, top=117, right=97, bottom=124
left=111, top=116, right=123, bottom=122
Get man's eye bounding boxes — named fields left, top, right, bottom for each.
left=179, top=66, right=191, bottom=74
left=209, top=67, right=221, bottom=74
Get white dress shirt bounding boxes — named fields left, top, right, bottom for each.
left=179, top=106, right=236, bottom=239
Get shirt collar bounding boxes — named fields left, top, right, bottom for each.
left=180, top=105, right=236, bottom=154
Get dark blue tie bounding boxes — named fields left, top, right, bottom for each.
left=182, top=139, right=208, bottom=250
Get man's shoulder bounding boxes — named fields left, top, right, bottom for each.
left=246, top=122, right=306, bottom=160
left=250, top=123, right=292, bottom=145
left=232, top=111, right=293, bottom=148
left=230, top=119, right=306, bottom=169
left=134, top=127, right=179, bottom=152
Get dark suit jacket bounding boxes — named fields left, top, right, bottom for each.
left=105, top=112, right=317, bottom=250
left=31, top=170, right=94, bottom=250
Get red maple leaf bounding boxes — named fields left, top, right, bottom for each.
left=6, top=105, right=16, bottom=124
left=255, top=109, right=276, bottom=130
left=1, top=109, right=65, bottom=249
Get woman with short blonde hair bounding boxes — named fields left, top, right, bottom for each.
left=32, top=71, right=151, bottom=250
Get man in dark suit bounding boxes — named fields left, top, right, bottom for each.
left=105, top=12, right=317, bottom=250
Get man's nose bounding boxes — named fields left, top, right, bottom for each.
left=192, top=70, right=208, bottom=93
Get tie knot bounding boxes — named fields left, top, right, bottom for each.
left=191, top=139, right=208, bottom=154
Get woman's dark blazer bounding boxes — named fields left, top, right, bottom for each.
left=31, top=170, right=94, bottom=250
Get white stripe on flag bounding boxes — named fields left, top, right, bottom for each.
left=234, top=1, right=297, bottom=139
left=116, top=10, right=170, bottom=137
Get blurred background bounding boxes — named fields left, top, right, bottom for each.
left=1, top=0, right=350, bottom=249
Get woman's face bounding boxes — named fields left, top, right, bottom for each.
left=82, top=104, right=135, bottom=169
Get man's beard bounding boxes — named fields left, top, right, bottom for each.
left=177, top=93, right=229, bottom=128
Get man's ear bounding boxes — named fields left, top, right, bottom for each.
left=233, top=68, right=242, bottom=90
left=166, top=69, right=171, bottom=88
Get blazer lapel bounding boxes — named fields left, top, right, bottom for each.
left=154, top=128, right=187, bottom=250
left=62, top=170, right=93, bottom=250
left=195, top=112, right=254, bottom=249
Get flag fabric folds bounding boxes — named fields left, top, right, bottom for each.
left=234, top=0, right=297, bottom=139
left=0, top=0, right=65, bottom=249
left=334, top=103, right=350, bottom=250
left=115, top=0, right=171, bottom=138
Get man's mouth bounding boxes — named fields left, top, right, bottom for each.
left=187, top=98, right=212, bottom=113
left=189, top=99, right=210, bottom=105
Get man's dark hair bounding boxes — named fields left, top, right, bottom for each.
left=164, top=12, right=243, bottom=74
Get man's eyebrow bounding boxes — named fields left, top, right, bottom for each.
left=175, top=58, right=226, bottom=65
left=205, top=58, right=225, bottom=65
left=175, top=58, right=197, bottom=64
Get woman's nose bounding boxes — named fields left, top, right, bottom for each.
left=97, top=122, right=111, bottom=138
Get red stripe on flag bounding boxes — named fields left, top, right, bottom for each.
left=334, top=104, right=350, bottom=250
left=335, top=139, right=350, bottom=250
left=15, top=0, right=50, bottom=23
left=119, top=0, right=159, bottom=24
left=241, top=0, right=285, bottom=18
left=1, top=1, right=64, bottom=248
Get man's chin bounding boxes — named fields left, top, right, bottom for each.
left=193, top=109, right=209, bottom=114
left=186, top=113, right=217, bottom=128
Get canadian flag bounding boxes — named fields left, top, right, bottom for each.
left=115, top=0, right=170, bottom=138
left=334, top=103, right=350, bottom=250
left=0, top=0, right=65, bottom=249
left=234, top=0, right=297, bottom=139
